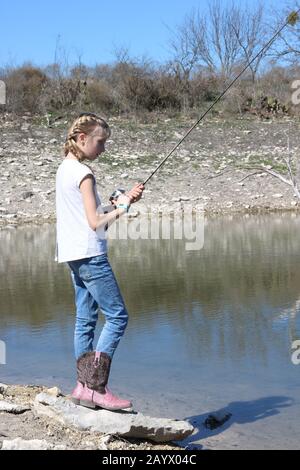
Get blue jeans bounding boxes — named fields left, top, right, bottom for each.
left=67, top=254, right=129, bottom=360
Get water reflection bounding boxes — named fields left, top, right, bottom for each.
left=0, top=224, right=73, bottom=327
left=1, top=215, right=300, bottom=356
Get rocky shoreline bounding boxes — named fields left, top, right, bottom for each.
left=0, top=113, right=300, bottom=229
left=0, top=383, right=194, bottom=451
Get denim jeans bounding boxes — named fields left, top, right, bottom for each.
left=67, top=254, right=129, bottom=360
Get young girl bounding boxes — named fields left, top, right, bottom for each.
left=55, top=112, right=144, bottom=411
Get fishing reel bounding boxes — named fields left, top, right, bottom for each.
left=109, top=188, right=126, bottom=204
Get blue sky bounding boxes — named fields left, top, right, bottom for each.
left=0, top=0, right=286, bottom=68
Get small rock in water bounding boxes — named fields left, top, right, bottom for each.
left=204, top=412, right=232, bottom=430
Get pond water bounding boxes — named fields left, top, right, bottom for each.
left=1, top=214, right=300, bottom=449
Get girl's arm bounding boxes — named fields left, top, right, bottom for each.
left=102, top=204, right=117, bottom=214
left=80, top=175, right=128, bottom=231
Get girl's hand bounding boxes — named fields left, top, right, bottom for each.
left=117, top=194, right=131, bottom=207
left=126, top=183, right=145, bottom=204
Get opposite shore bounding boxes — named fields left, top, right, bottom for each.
left=0, top=113, right=300, bottom=228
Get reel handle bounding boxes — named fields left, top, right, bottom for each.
left=109, top=188, right=126, bottom=203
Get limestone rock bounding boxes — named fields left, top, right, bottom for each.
left=0, top=384, right=8, bottom=394
left=0, top=400, right=30, bottom=414
left=34, top=393, right=194, bottom=443
left=1, top=438, right=67, bottom=450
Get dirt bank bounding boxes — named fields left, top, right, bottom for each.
left=0, top=113, right=300, bottom=228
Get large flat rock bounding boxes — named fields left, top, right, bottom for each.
left=34, top=393, right=194, bottom=443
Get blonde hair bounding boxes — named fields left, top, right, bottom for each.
left=64, top=113, right=111, bottom=162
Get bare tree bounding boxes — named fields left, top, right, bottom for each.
left=271, top=1, right=300, bottom=65
left=231, top=3, right=266, bottom=83
left=168, top=0, right=267, bottom=81
left=208, top=0, right=241, bottom=77
left=167, top=10, right=203, bottom=81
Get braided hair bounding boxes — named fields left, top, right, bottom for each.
left=64, top=113, right=111, bottom=162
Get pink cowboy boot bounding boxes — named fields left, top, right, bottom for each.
left=71, top=351, right=94, bottom=404
left=79, top=351, right=132, bottom=411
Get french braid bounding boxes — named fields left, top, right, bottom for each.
left=64, top=113, right=110, bottom=162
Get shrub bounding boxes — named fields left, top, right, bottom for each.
left=5, top=65, right=47, bottom=113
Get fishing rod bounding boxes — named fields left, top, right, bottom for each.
left=110, top=10, right=299, bottom=201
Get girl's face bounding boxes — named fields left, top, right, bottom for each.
left=78, top=126, right=108, bottom=160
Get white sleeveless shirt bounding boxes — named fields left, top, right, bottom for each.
left=55, top=159, right=107, bottom=263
